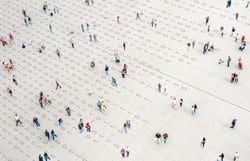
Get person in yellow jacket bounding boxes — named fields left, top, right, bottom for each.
left=101, top=101, right=106, bottom=111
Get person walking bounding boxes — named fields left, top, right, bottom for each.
left=89, top=34, right=92, bottom=42
left=231, top=27, right=236, bottom=36
left=207, top=25, right=210, bottom=32
left=105, top=65, right=109, bottom=75
left=121, top=148, right=125, bottom=157
left=123, top=42, right=126, bottom=51
left=126, top=120, right=131, bottom=129
left=93, top=34, right=97, bottom=41
left=70, top=39, right=74, bottom=48
left=227, top=56, right=231, bottom=67
left=9, top=33, right=14, bottom=42
left=241, top=35, right=245, bottom=43
left=246, top=1, right=250, bottom=8
left=97, top=101, right=102, bottom=111
left=158, top=83, right=161, bottom=93
left=179, top=98, right=183, bottom=107
left=22, top=9, right=27, bottom=17
left=230, top=119, right=237, bottom=128
left=39, top=98, right=44, bottom=108
left=101, top=101, right=107, bottom=111
left=51, top=130, right=57, bottom=140
left=125, top=146, right=130, bottom=157
left=86, top=122, right=91, bottom=132
left=111, top=77, right=117, bottom=87
left=117, top=16, right=120, bottom=23
left=220, top=26, right=224, bottom=37
left=56, top=80, right=62, bottom=89
left=151, top=19, right=154, bottom=27
left=155, top=132, right=161, bottom=144
left=233, top=152, right=239, bottom=161
left=7, top=87, right=13, bottom=96
left=123, top=64, right=127, bottom=73
left=220, top=153, right=224, bottom=161
left=33, top=117, right=40, bottom=127
left=171, top=98, right=177, bottom=109
left=90, top=61, right=95, bottom=68
left=86, top=23, right=90, bottom=31
left=205, top=16, right=209, bottom=25
left=56, top=49, right=60, bottom=58
left=123, top=122, right=127, bottom=133
left=39, top=154, right=43, bottom=161
left=191, top=106, right=195, bottom=115
left=49, top=24, right=52, bottom=33
left=226, top=0, right=232, bottom=8
left=15, top=114, right=22, bottom=126
left=121, top=68, right=126, bottom=78
left=136, top=12, right=140, bottom=20
left=28, top=16, right=32, bottom=24
left=58, top=118, right=63, bottom=125
left=45, top=130, right=50, bottom=141
left=200, top=137, right=206, bottom=147
left=162, top=133, right=168, bottom=143
left=191, top=104, right=198, bottom=116
left=78, top=119, right=84, bottom=133
left=43, top=153, right=50, bottom=161
left=43, top=2, right=48, bottom=13
left=47, top=95, right=51, bottom=104
left=192, top=41, right=195, bottom=49
left=12, top=75, right=18, bottom=85
left=187, top=42, right=191, bottom=51
left=66, top=107, right=71, bottom=116
left=81, top=24, right=84, bottom=32
left=235, top=12, right=239, bottom=21
left=24, top=18, right=28, bottom=26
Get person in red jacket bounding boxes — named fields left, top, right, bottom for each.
left=241, top=35, right=245, bottom=42
left=123, top=64, right=127, bottom=73
left=86, top=122, right=91, bottom=132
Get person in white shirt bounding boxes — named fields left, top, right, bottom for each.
left=233, top=152, right=239, bottom=161
left=15, top=114, right=22, bottom=126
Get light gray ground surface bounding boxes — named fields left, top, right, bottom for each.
left=0, top=0, right=250, bottom=160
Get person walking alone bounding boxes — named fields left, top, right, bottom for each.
left=105, top=65, right=109, bottom=75
left=233, top=152, right=239, bottom=161
left=111, top=77, right=117, bottom=87
left=33, top=117, right=40, bottom=127
left=70, top=39, right=75, bottom=48
left=81, top=24, right=84, bottom=32
left=205, top=16, right=209, bottom=25
left=49, top=24, right=52, bottom=33
left=246, top=1, right=250, bottom=8
left=227, top=56, right=231, bottom=67
left=12, top=75, right=18, bottom=85
left=56, top=49, right=61, bottom=58
left=200, top=137, right=206, bottom=147
left=230, top=119, right=237, bottom=128
left=15, top=114, right=22, bottom=126
left=123, top=42, right=126, bottom=51
left=56, top=80, right=62, bottom=89
left=179, top=98, right=183, bottom=107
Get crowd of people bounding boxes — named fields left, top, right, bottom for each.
left=1, top=0, right=249, bottom=160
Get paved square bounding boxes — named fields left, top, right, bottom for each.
left=0, top=0, right=250, bottom=161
